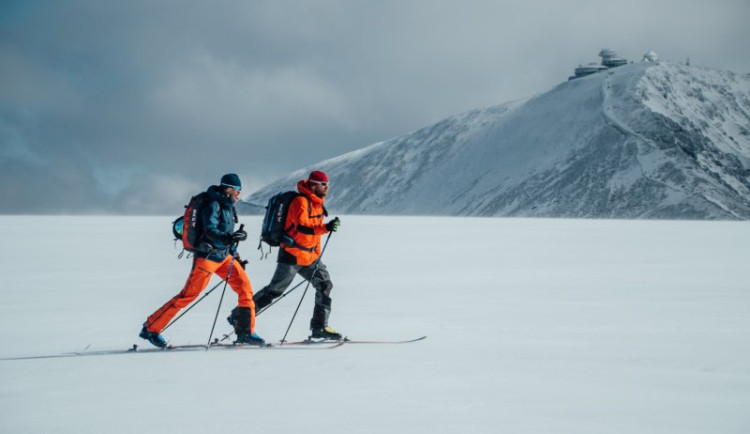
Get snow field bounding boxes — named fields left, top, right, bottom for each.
left=0, top=216, right=748, bottom=434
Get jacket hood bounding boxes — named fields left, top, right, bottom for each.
left=207, top=185, right=235, bottom=208
left=297, top=180, right=325, bottom=206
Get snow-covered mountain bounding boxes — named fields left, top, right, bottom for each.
left=243, top=62, right=750, bottom=219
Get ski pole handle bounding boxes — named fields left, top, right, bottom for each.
left=231, top=223, right=246, bottom=249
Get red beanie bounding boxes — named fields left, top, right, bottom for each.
left=308, top=170, right=329, bottom=183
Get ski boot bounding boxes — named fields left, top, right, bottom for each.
left=227, top=307, right=238, bottom=328
left=139, top=325, right=167, bottom=348
left=235, top=332, right=266, bottom=347
left=310, top=326, right=343, bottom=341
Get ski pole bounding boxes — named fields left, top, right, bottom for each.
left=257, top=280, right=306, bottom=315
left=206, top=224, right=244, bottom=349
left=217, top=278, right=307, bottom=343
left=161, top=279, right=226, bottom=333
left=280, top=232, right=332, bottom=344
left=151, top=250, right=231, bottom=333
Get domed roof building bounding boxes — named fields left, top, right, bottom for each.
left=568, top=48, right=629, bottom=80
left=599, top=48, right=628, bottom=68
left=642, top=51, right=659, bottom=62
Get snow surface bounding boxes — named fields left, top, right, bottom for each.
left=1, top=216, right=749, bottom=434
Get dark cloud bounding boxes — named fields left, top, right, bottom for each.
left=2, top=0, right=749, bottom=213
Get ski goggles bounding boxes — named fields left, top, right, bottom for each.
left=221, top=183, right=241, bottom=191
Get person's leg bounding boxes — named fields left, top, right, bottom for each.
left=298, top=262, right=334, bottom=332
left=144, top=257, right=220, bottom=333
left=252, top=263, right=300, bottom=311
left=216, top=256, right=256, bottom=334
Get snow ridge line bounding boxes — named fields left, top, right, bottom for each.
left=598, top=67, right=695, bottom=219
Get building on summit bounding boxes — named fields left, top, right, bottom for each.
left=568, top=48, right=633, bottom=80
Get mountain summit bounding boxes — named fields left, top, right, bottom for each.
left=246, top=62, right=750, bottom=219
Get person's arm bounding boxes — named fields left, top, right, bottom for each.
left=202, top=201, right=231, bottom=244
left=288, top=197, right=329, bottom=235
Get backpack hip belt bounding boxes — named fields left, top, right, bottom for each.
left=281, top=235, right=317, bottom=253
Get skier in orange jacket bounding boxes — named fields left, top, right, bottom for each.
left=230, top=170, right=342, bottom=340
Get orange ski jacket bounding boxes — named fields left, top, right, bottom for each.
left=280, top=180, right=330, bottom=266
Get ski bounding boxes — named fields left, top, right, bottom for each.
left=206, top=341, right=344, bottom=350
left=1, top=341, right=344, bottom=361
left=280, top=335, right=427, bottom=345
left=2, top=336, right=424, bottom=361
left=342, top=335, right=427, bottom=344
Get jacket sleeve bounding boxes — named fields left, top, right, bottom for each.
left=202, top=201, right=230, bottom=244
left=288, top=196, right=328, bottom=235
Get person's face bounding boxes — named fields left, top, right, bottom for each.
left=225, top=187, right=241, bottom=203
left=309, top=180, right=329, bottom=198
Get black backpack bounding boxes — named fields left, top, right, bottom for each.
left=259, top=191, right=300, bottom=249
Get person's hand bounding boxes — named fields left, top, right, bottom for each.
left=326, top=217, right=341, bottom=232
left=235, top=254, right=249, bottom=270
left=231, top=229, right=248, bottom=243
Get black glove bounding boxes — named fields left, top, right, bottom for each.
left=325, top=217, right=341, bottom=232
left=230, top=229, right=248, bottom=243
left=235, top=254, right=249, bottom=270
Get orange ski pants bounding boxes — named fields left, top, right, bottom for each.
left=145, top=255, right=255, bottom=333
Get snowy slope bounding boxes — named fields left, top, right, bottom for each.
left=1, top=216, right=749, bottom=434
left=243, top=62, right=750, bottom=219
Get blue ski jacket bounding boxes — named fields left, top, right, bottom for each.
left=196, top=185, right=238, bottom=262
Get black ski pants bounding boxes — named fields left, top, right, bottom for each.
left=254, top=262, right=334, bottom=329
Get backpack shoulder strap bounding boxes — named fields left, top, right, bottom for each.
left=285, top=193, right=309, bottom=217
left=298, top=194, right=312, bottom=216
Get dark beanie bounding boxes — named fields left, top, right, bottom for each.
left=220, top=173, right=242, bottom=190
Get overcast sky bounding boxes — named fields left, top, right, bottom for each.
left=2, top=0, right=749, bottom=214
